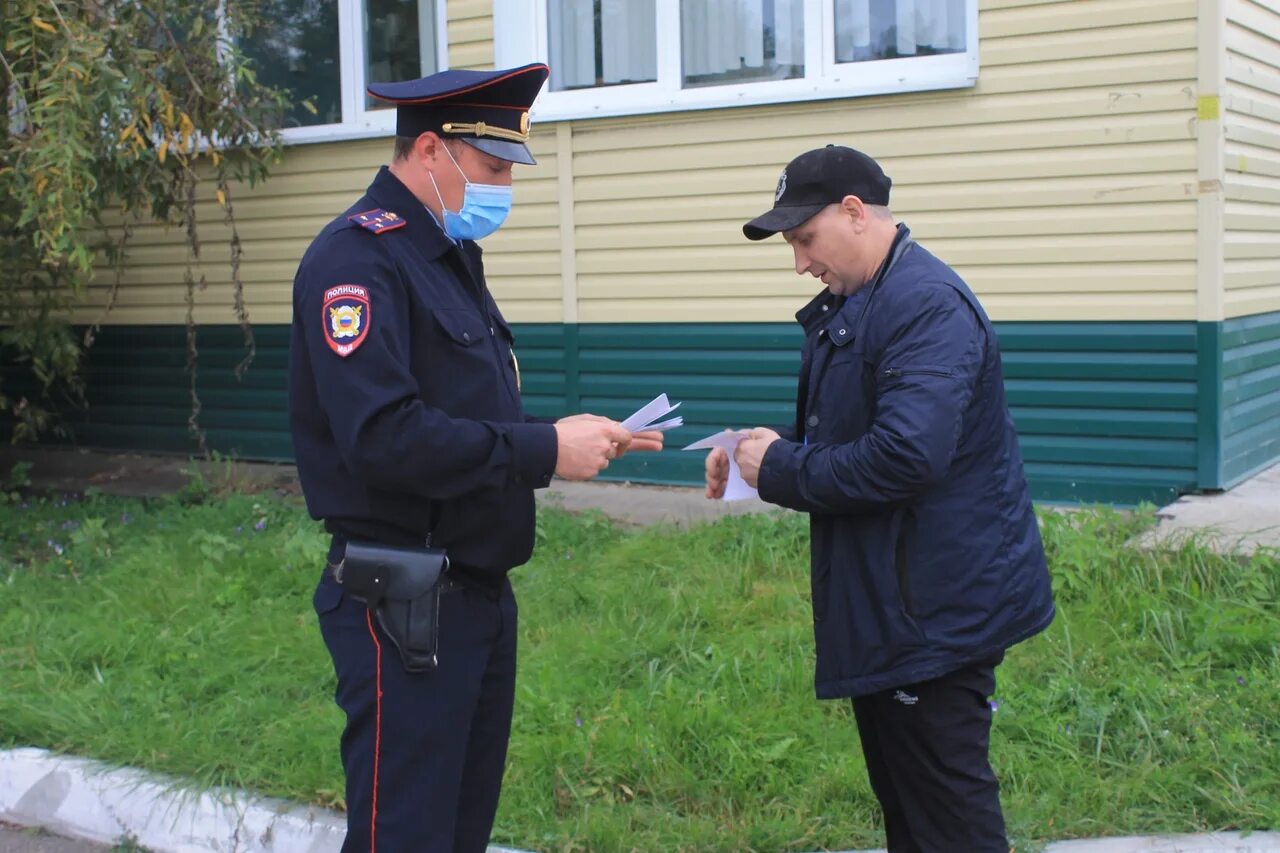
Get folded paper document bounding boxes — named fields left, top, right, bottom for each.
left=621, top=393, right=684, bottom=433
left=682, top=429, right=759, bottom=501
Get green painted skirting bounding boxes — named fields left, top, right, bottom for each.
left=1221, top=311, right=1280, bottom=488
left=6, top=317, right=1261, bottom=505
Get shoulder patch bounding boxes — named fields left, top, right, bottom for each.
left=323, top=285, right=371, bottom=357
left=347, top=208, right=406, bottom=235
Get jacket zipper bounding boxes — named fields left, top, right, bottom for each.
left=883, top=367, right=953, bottom=379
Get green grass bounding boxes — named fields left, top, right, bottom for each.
left=0, top=482, right=1277, bottom=852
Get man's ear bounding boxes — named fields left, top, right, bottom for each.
left=416, top=131, right=445, bottom=163
left=840, top=194, right=866, bottom=231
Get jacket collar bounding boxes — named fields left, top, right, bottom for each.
left=364, top=165, right=456, bottom=260
left=794, top=223, right=913, bottom=334
left=795, top=289, right=842, bottom=333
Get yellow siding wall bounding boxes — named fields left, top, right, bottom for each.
left=84, top=0, right=1206, bottom=327
left=78, top=0, right=517, bottom=328
left=80, top=129, right=561, bottom=327
left=1224, top=0, right=1280, bottom=318
left=569, top=0, right=1201, bottom=323
left=446, top=0, right=494, bottom=70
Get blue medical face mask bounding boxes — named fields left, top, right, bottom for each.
left=428, top=144, right=513, bottom=242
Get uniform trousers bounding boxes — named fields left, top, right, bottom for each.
left=851, top=653, right=1008, bottom=853
left=312, top=568, right=517, bottom=853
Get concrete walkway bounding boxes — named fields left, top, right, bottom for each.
left=0, top=822, right=110, bottom=853
left=1140, top=463, right=1280, bottom=554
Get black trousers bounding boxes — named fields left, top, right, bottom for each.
left=852, top=654, right=1008, bottom=853
left=313, top=570, right=518, bottom=853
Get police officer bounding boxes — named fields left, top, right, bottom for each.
left=712, top=145, right=1055, bottom=851
left=287, top=63, right=662, bottom=852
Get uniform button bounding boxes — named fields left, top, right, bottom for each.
left=837, top=328, right=847, bottom=337
left=806, top=415, right=819, bottom=428
left=821, top=304, right=829, bottom=312
left=462, top=331, right=471, bottom=343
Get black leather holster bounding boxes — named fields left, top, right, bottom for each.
left=334, top=541, right=449, bottom=672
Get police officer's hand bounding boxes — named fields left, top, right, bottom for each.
left=554, top=419, right=634, bottom=480
left=704, top=447, right=729, bottom=499
left=623, top=430, right=664, bottom=455
left=557, top=414, right=664, bottom=456
left=734, top=428, right=782, bottom=489
left=557, top=413, right=614, bottom=426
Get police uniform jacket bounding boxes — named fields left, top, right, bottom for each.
left=758, top=225, right=1055, bottom=699
left=288, top=166, right=558, bottom=580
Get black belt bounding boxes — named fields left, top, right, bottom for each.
left=326, top=535, right=504, bottom=600
left=326, top=561, right=467, bottom=596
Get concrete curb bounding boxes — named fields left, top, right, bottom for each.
left=832, top=834, right=1280, bottom=853
left=1042, top=835, right=1280, bottom=853
left=3, top=748, right=1278, bottom=853
left=836, top=836, right=1280, bottom=853
left=0, top=748, right=529, bottom=853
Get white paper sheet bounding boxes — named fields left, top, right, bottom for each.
left=643, top=415, right=685, bottom=432
left=681, top=429, right=759, bottom=501
left=620, top=394, right=682, bottom=433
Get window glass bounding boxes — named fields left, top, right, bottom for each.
left=681, top=0, right=804, bottom=89
left=834, top=0, right=966, bottom=63
left=547, top=0, right=658, bottom=92
left=365, top=0, right=439, bottom=109
left=241, top=0, right=341, bottom=128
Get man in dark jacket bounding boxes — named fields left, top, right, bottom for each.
left=708, top=145, right=1055, bottom=851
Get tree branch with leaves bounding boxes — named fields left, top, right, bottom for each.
left=0, top=0, right=290, bottom=444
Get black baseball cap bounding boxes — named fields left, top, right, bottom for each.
left=743, top=145, right=892, bottom=240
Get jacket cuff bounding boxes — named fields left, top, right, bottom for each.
left=509, top=423, right=559, bottom=489
left=757, top=440, right=805, bottom=510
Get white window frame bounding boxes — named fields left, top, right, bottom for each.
left=272, top=0, right=450, bottom=145
left=495, top=0, right=978, bottom=123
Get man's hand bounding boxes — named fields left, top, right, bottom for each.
left=556, top=413, right=612, bottom=426
left=554, top=419, right=633, bottom=480
left=624, top=430, right=664, bottom=455
left=558, top=413, right=664, bottom=456
left=704, top=447, right=729, bottom=499
left=734, top=427, right=782, bottom=488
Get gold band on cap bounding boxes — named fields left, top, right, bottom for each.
left=441, top=120, right=530, bottom=143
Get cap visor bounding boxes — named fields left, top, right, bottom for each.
left=742, top=203, right=827, bottom=241
left=461, top=137, right=536, bottom=166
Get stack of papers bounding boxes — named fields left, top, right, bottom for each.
left=682, top=430, right=759, bottom=502
left=620, top=393, right=684, bottom=433
left=618, top=393, right=759, bottom=502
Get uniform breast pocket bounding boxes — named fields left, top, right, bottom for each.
left=432, top=308, right=488, bottom=351
left=426, top=309, right=499, bottom=409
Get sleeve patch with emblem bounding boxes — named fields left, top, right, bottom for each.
left=323, top=285, right=371, bottom=357
left=348, top=208, right=406, bottom=235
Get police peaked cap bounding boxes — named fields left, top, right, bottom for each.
left=367, top=63, right=550, bottom=166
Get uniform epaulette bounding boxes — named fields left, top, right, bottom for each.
left=347, top=208, right=407, bottom=235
